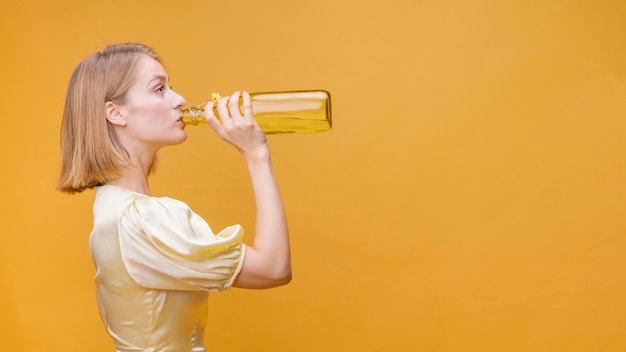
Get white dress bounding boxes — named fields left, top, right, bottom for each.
left=89, top=185, right=246, bottom=351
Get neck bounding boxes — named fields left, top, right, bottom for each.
left=106, top=177, right=151, bottom=196
left=104, top=135, right=159, bottom=195
left=106, top=159, right=153, bottom=196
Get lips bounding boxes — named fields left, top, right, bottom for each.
left=176, top=116, right=185, bottom=128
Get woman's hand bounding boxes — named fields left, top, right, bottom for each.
left=205, top=91, right=268, bottom=160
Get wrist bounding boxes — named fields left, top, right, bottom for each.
left=243, top=144, right=271, bottom=163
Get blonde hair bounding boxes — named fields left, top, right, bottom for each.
left=57, top=43, right=160, bottom=193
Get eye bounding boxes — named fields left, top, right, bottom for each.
left=155, top=85, right=173, bottom=94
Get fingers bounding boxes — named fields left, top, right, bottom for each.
left=205, top=90, right=259, bottom=142
left=215, top=94, right=233, bottom=130
left=204, top=101, right=222, bottom=133
left=228, top=91, right=243, bottom=119
left=241, top=91, right=253, bottom=119
left=214, top=91, right=244, bottom=127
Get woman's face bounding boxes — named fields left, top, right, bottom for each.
left=116, top=55, right=187, bottom=150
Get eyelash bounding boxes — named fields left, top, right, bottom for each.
left=156, top=85, right=173, bottom=94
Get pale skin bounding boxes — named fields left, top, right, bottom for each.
left=104, top=55, right=291, bottom=289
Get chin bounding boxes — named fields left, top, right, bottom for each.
left=175, top=133, right=188, bottom=144
left=168, top=131, right=188, bottom=146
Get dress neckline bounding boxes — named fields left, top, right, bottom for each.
left=100, top=184, right=151, bottom=196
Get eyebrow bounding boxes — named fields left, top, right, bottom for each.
left=146, top=74, right=168, bottom=87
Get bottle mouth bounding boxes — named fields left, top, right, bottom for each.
left=186, top=93, right=221, bottom=112
left=180, top=92, right=221, bottom=122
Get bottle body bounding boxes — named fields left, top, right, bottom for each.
left=181, top=90, right=332, bottom=134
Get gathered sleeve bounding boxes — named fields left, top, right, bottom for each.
left=118, top=196, right=246, bottom=292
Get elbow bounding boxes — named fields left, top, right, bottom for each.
left=237, top=250, right=293, bottom=288
left=260, top=257, right=292, bottom=287
left=269, top=264, right=292, bottom=286
left=280, top=268, right=293, bottom=285
left=264, top=252, right=292, bottom=287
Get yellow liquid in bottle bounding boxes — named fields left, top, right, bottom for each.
left=181, top=90, right=332, bottom=134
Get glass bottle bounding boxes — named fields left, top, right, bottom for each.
left=181, top=90, right=332, bottom=134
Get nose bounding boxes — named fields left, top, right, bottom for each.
left=172, top=90, right=186, bottom=109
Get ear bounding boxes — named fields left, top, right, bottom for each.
left=105, top=101, right=127, bottom=127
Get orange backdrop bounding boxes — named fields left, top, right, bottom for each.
left=1, top=0, right=626, bottom=351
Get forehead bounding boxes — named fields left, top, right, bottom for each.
left=134, top=55, right=167, bottom=82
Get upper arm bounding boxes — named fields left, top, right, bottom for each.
left=233, top=247, right=292, bottom=289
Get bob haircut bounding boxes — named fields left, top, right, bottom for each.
left=57, top=43, right=160, bottom=193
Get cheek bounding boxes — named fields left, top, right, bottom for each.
left=151, top=103, right=171, bottom=118
left=124, top=98, right=171, bottom=127
left=135, top=103, right=169, bottom=122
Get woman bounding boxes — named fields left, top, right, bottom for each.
left=58, top=43, right=291, bottom=351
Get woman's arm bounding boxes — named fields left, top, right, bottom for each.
left=205, top=91, right=292, bottom=289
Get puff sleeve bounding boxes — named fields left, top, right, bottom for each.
left=118, top=195, right=246, bottom=292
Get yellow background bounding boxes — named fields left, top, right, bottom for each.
left=1, top=0, right=625, bottom=351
